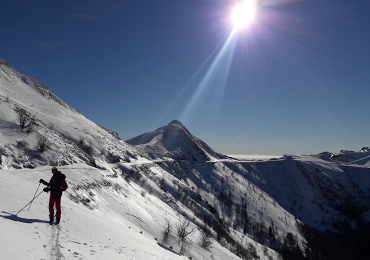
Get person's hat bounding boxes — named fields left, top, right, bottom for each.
left=52, top=166, right=58, bottom=170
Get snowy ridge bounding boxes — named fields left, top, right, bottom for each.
left=331, top=149, right=370, bottom=166
left=0, top=57, right=75, bottom=112
left=0, top=57, right=144, bottom=169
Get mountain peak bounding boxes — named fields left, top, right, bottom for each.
left=168, top=120, right=184, bottom=127
left=127, top=120, right=230, bottom=161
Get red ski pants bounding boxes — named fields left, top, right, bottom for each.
left=49, top=198, right=61, bottom=220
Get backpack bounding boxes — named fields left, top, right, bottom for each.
left=61, top=175, right=68, bottom=191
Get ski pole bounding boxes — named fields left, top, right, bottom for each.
left=28, top=182, right=41, bottom=210
left=15, top=190, right=44, bottom=216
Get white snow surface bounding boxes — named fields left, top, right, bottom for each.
left=0, top=57, right=142, bottom=169
left=0, top=164, right=252, bottom=260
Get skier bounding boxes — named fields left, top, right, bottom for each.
left=40, top=166, right=68, bottom=225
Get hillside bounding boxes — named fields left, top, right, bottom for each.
left=0, top=57, right=143, bottom=170
left=1, top=164, right=250, bottom=260
left=1, top=57, right=370, bottom=260
left=0, top=57, right=277, bottom=260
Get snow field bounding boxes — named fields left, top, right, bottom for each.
left=0, top=164, right=248, bottom=260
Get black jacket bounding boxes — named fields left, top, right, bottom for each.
left=40, top=171, right=66, bottom=199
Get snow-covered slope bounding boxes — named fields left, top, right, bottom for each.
left=1, top=57, right=370, bottom=260
left=331, top=149, right=370, bottom=166
left=126, top=118, right=370, bottom=233
left=1, top=164, right=255, bottom=260
left=126, top=122, right=370, bottom=258
left=0, top=58, right=279, bottom=260
left=0, top=57, right=143, bottom=169
left=222, top=154, right=370, bottom=229
left=126, top=120, right=230, bottom=161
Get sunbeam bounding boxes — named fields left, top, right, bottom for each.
left=179, top=30, right=238, bottom=123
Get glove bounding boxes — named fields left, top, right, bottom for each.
left=39, top=179, right=43, bottom=184
left=43, top=188, right=50, bottom=192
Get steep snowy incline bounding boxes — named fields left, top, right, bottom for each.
left=0, top=165, right=252, bottom=260
left=0, top=57, right=143, bottom=169
left=215, top=154, right=370, bottom=230
left=0, top=57, right=76, bottom=117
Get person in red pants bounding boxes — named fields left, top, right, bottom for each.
left=40, top=166, right=68, bottom=225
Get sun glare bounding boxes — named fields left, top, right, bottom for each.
left=232, top=0, right=257, bottom=29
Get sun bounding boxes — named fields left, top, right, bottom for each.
left=231, top=0, right=258, bottom=29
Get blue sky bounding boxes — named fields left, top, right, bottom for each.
left=1, top=0, right=370, bottom=157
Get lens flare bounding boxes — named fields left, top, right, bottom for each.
left=232, top=0, right=258, bottom=29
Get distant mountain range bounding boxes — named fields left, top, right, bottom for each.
left=1, top=57, right=369, bottom=260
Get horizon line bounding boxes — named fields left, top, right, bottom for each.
left=227, top=154, right=282, bottom=159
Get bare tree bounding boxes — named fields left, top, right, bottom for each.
left=161, top=217, right=172, bottom=243
left=78, top=137, right=94, bottom=155
left=15, top=107, right=36, bottom=133
left=36, top=133, right=51, bottom=152
left=176, top=218, right=194, bottom=240
left=176, top=217, right=194, bottom=254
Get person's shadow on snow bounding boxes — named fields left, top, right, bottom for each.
left=0, top=211, right=49, bottom=224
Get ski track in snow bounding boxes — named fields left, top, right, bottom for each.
left=47, top=224, right=65, bottom=260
